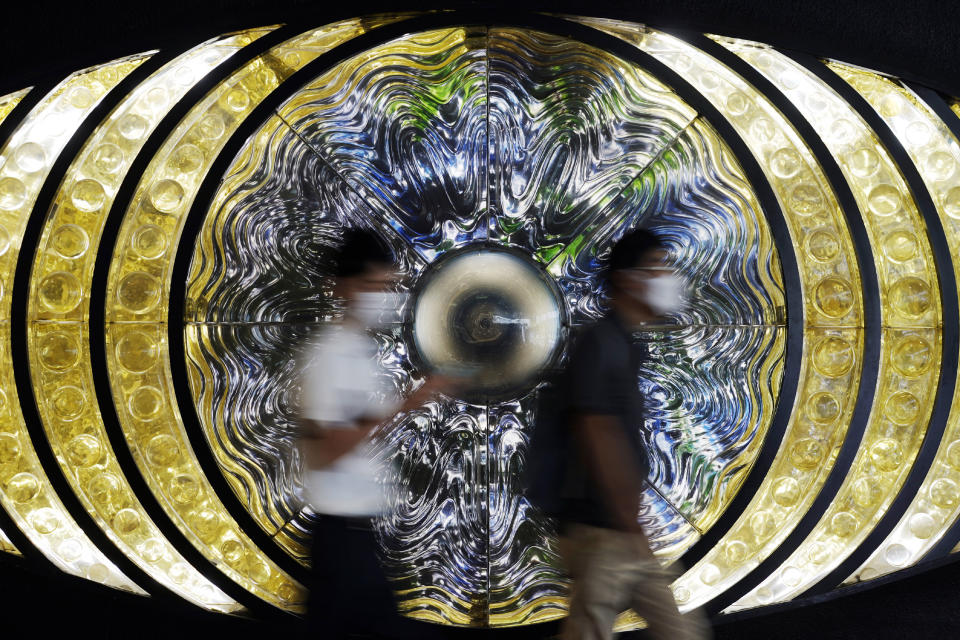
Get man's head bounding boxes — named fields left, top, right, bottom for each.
left=333, top=230, right=397, bottom=318
left=606, top=228, right=683, bottom=321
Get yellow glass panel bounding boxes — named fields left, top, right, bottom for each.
left=0, top=88, right=30, bottom=124
left=0, top=58, right=148, bottom=593
left=0, top=87, right=27, bottom=557
left=569, top=19, right=869, bottom=615
left=103, top=17, right=410, bottom=611
left=717, top=41, right=943, bottom=610
left=25, top=31, right=279, bottom=613
left=828, top=66, right=960, bottom=581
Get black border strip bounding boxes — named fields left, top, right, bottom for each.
left=657, top=35, right=884, bottom=616
left=8, top=47, right=188, bottom=602
left=792, top=56, right=960, bottom=598
left=0, top=78, right=64, bottom=566
left=167, top=10, right=801, bottom=625
left=86, top=25, right=314, bottom=617
left=910, top=84, right=960, bottom=562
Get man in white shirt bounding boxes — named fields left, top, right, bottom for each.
left=299, top=230, right=442, bottom=638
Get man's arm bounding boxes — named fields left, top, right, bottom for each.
left=299, top=377, right=449, bottom=469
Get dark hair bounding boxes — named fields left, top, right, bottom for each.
left=334, top=229, right=395, bottom=278
left=607, top=227, right=667, bottom=273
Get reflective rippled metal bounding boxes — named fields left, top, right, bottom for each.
left=187, top=26, right=784, bottom=625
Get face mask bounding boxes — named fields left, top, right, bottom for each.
left=632, top=273, right=686, bottom=316
left=353, top=291, right=408, bottom=327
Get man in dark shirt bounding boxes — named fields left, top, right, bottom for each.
left=556, top=229, right=710, bottom=640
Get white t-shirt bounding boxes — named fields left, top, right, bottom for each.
left=300, top=324, right=400, bottom=517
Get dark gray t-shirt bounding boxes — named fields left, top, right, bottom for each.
left=560, top=313, right=649, bottom=529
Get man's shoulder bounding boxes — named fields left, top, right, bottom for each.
left=575, top=316, right=629, bottom=352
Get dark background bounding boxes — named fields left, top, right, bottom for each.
left=2, top=1, right=960, bottom=638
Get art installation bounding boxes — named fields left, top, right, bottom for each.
left=0, top=11, right=957, bottom=631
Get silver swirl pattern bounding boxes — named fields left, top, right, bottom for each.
left=186, top=26, right=784, bottom=625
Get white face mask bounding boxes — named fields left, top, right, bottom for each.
left=631, top=273, right=686, bottom=316
left=353, top=291, right=409, bottom=327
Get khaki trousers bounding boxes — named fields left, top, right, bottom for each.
left=559, top=524, right=711, bottom=640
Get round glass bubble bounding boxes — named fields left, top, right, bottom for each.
left=725, top=91, right=749, bottom=116
left=930, top=478, right=960, bottom=509
left=221, top=538, right=245, bottom=566
left=30, top=508, right=60, bottom=534
left=51, top=224, right=90, bottom=259
left=814, top=277, right=854, bottom=318
left=724, top=540, right=748, bottom=564
left=129, top=386, right=163, bottom=421
left=38, top=271, right=82, bottom=313
left=141, top=87, right=169, bottom=112
left=879, top=92, right=903, bottom=117
left=131, top=225, right=168, bottom=259
left=947, top=440, right=960, bottom=470
left=871, top=438, right=904, bottom=472
left=807, top=392, right=841, bottom=424
left=789, top=183, right=824, bottom=216
left=812, top=336, right=855, bottom=377
left=847, top=148, right=880, bottom=177
left=58, top=538, right=83, bottom=563
left=890, top=277, right=932, bottom=319
left=852, top=476, right=882, bottom=508
left=116, top=331, right=158, bottom=373
left=67, top=86, right=94, bottom=109
left=141, top=538, right=165, bottom=563
left=791, top=438, right=824, bottom=470
left=942, top=186, right=960, bottom=219
left=830, top=119, right=856, bottom=144
left=224, top=89, right=250, bottom=112
left=909, top=512, right=936, bottom=539
left=169, top=144, right=203, bottom=175
left=116, top=272, right=160, bottom=313
left=867, top=184, right=902, bottom=217
left=50, top=385, right=85, bottom=420
left=770, top=148, right=802, bottom=179
left=890, top=335, right=932, bottom=378
left=926, top=151, right=956, bottom=181
left=15, top=142, right=46, bottom=173
left=149, top=179, right=185, bottom=213
left=88, top=473, right=120, bottom=508
left=882, top=230, right=918, bottom=263
left=118, top=114, right=149, bottom=140
left=170, top=474, right=200, bottom=505
left=750, top=510, right=776, bottom=539
left=700, top=563, right=721, bottom=585
left=831, top=511, right=859, bottom=538
left=905, top=121, right=931, bottom=147
left=0, top=177, right=27, bottom=210
left=749, top=117, right=775, bottom=143
left=145, top=433, right=179, bottom=467
left=805, top=229, right=840, bottom=262
left=884, top=391, right=920, bottom=427
left=91, top=143, right=124, bottom=175
left=113, top=508, right=141, bottom=535
left=780, top=566, right=802, bottom=587
left=66, top=434, right=102, bottom=468
left=38, top=331, right=80, bottom=370
left=197, top=114, right=225, bottom=140
left=7, top=472, right=40, bottom=503
left=192, top=509, right=222, bottom=543
left=70, top=179, right=106, bottom=212
left=772, top=476, right=801, bottom=507
left=884, top=543, right=910, bottom=566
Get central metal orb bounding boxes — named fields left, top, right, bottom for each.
left=410, top=246, right=566, bottom=399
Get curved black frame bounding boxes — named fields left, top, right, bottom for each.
left=786, top=53, right=960, bottom=599
left=84, top=25, right=316, bottom=618
left=167, top=9, right=801, bottom=627
left=8, top=46, right=194, bottom=604
left=654, top=36, right=884, bottom=615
